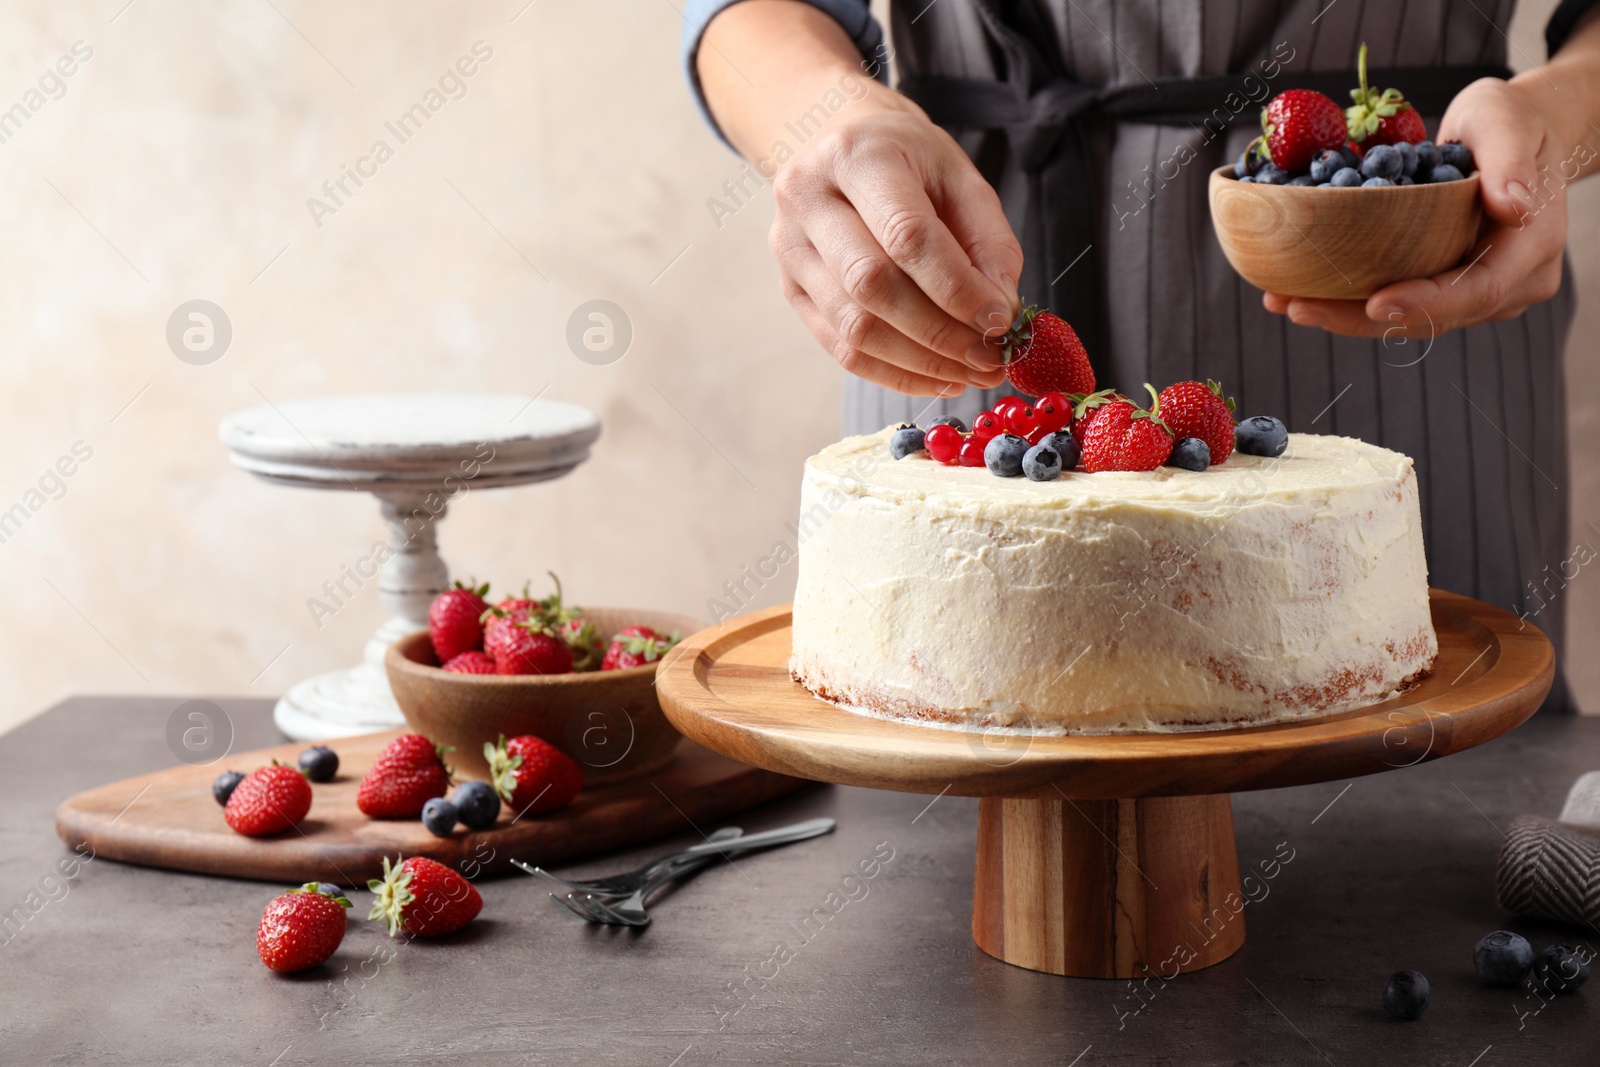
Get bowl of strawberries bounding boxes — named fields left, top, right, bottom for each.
left=385, top=574, right=705, bottom=786
left=1209, top=46, right=1481, bottom=299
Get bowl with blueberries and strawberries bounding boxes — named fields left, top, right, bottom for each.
left=1208, top=45, right=1482, bottom=300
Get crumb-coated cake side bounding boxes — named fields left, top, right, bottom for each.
left=789, top=427, right=1437, bottom=734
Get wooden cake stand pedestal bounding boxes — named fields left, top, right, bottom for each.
left=656, top=590, right=1552, bottom=979
left=220, top=394, right=600, bottom=741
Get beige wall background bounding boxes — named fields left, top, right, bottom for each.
left=0, top=0, right=1593, bottom=735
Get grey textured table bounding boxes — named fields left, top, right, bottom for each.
left=1, top=697, right=1596, bottom=1066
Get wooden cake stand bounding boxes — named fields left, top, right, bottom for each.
left=655, top=590, right=1552, bottom=979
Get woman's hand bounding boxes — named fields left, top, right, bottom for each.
left=768, top=97, right=1022, bottom=395
left=1263, top=72, right=1588, bottom=339
left=697, top=1, right=1021, bottom=396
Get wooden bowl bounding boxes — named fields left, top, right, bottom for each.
left=1207, top=164, right=1482, bottom=299
left=385, top=607, right=707, bottom=787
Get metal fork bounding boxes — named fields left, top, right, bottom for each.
left=554, top=817, right=837, bottom=927
left=512, top=826, right=744, bottom=898
left=556, top=849, right=727, bottom=926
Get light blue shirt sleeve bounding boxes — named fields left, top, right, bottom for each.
left=681, top=0, right=886, bottom=149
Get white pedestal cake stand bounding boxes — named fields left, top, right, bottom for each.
left=656, top=591, right=1553, bottom=979
left=219, top=393, right=601, bottom=741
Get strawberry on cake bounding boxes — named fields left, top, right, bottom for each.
left=790, top=332, right=1436, bottom=734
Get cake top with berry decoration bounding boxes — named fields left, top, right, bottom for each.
left=813, top=426, right=1415, bottom=512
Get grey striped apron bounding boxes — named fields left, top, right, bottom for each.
left=845, top=0, right=1574, bottom=711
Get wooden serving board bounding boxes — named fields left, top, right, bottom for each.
left=54, top=732, right=810, bottom=885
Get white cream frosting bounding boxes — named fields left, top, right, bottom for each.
left=789, top=428, right=1437, bottom=733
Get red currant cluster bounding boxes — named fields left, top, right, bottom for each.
left=923, top=393, right=1074, bottom=466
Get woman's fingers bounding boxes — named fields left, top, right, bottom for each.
left=1437, top=78, right=1547, bottom=229
left=780, top=243, right=1006, bottom=388
left=1263, top=207, right=1564, bottom=337
left=825, top=127, right=1020, bottom=339
left=1363, top=218, right=1564, bottom=330
left=926, top=139, right=1026, bottom=337
left=786, top=289, right=974, bottom=397
left=789, top=191, right=997, bottom=369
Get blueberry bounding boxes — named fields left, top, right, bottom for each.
left=421, top=797, right=459, bottom=837
left=1414, top=140, right=1441, bottom=172
left=1308, top=149, right=1344, bottom=183
left=1439, top=140, right=1474, bottom=172
left=984, top=433, right=1029, bottom=477
left=314, top=883, right=343, bottom=898
left=1361, top=143, right=1403, bottom=181
left=453, top=780, right=501, bottom=830
left=1288, top=175, right=1318, bottom=187
left=1425, top=163, right=1463, bottom=184
left=1330, top=167, right=1363, bottom=188
left=1036, top=429, right=1080, bottom=470
left=1254, top=163, right=1289, bottom=186
left=1233, top=149, right=1258, bottom=179
left=1532, top=944, right=1591, bottom=995
left=298, top=745, right=338, bottom=783
left=1396, top=176, right=1414, bottom=186
left=1382, top=970, right=1431, bottom=1020
left=889, top=425, right=926, bottom=460
left=1237, top=174, right=1254, bottom=183
left=930, top=416, right=967, bottom=434
left=212, top=770, right=245, bottom=807
left=1021, top=444, right=1061, bottom=481
left=1339, top=144, right=1362, bottom=169
left=1474, top=930, right=1535, bottom=986
left=1167, top=437, right=1211, bottom=471
left=1235, top=415, right=1288, bottom=457
left=1362, top=177, right=1394, bottom=187
left=1396, top=141, right=1418, bottom=177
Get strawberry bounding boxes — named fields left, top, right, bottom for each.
left=1253, top=89, right=1346, bottom=174
left=486, top=733, right=583, bottom=816
left=487, top=618, right=574, bottom=675
left=225, top=763, right=313, bottom=837
left=368, top=855, right=482, bottom=938
left=559, top=617, right=606, bottom=672
left=441, top=650, right=496, bottom=674
left=601, top=626, right=680, bottom=671
left=257, top=883, right=350, bottom=973
left=356, top=734, right=452, bottom=818
left=1346, top=43, right=1426, bottom=147
left=1156, top=380, right=1236, bottom=464
left=1069, top=389, right=1127, bottom=446
left=1079, top=386, right=1175, bottom=473
left=428, top=580, right=489, bottom=663
left=482, top=573, right=580, bottom=675
left=1001, top=307, right=1095, bottom=398
left=488, top=587, right=537, bottom=621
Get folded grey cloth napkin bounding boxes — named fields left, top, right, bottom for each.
left=1495, top=771, right=1600, bottom=928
